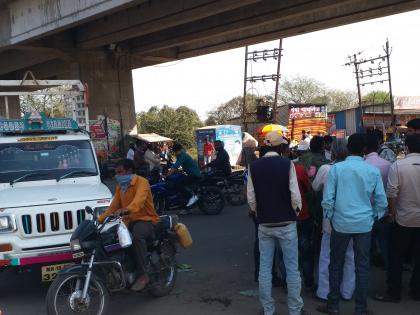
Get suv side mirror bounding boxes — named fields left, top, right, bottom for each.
left=85, top=206, right=94, bottom=215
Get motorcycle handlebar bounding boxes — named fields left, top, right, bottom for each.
left=97, top=215, right=120, bottom=232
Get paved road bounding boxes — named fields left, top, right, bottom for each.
left=1, top=205, right=419, bottom=315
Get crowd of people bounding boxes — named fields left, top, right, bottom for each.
left=247, top=118, right=420, bottom=315
left=126, top=140, right=170, bottom=178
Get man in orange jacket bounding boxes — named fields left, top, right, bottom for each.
left=99, top=159, right=159, bottom=291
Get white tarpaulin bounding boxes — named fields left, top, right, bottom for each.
left=133, top=133, right=172, bottom=143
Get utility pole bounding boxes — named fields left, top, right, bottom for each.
left=272, top=39, right=283, bottom=122
left=242, top=45, right=249, bottom=131
left=353, top=54, right=364, bottom=129
left=345, top=39, right=394, bottom=131
left=384, top=39, right=395, bottom=126
left=242, top=42, right=283, bottom=130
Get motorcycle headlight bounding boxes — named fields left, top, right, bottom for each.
left=70, top=239, right=82, bottom=252
left=0, top=215, right=17, bottom=233
left=94, top=206, right=108, bottom=218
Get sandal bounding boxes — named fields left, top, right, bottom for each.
left=373, top=293, right=400, bottom=303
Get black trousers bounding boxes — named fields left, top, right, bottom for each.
left=387, top=222, right=420, bottom=299
left=169, top=175, right=200, bottom=200
left=128, top=221, right=154, bottom=276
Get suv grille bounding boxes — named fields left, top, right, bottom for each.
left=20, top=209, right=86, bottom=236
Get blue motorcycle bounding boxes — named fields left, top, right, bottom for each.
left=151, top=172, right=225, bottom=215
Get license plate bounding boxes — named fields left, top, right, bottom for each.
left=41, top=263, right=73, bottom=282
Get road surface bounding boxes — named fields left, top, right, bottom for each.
left=0, top=205, right=418, bottom=315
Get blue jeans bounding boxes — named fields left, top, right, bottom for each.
left=328, top=228, right=371, bottom=315
left=259, top=223, right=303, bottom=315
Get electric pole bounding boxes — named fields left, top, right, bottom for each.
left=272, top=39, right=283, bottom=122
left=384, top=39, right=395, bottom=126
left=345, top=39, right=394, bottom=130
left=242, top=40, right=283, bottom=130
left=242, top=45, right=249, bottom=131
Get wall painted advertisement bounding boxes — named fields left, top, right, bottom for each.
left=89, top=115, right=121, bottom=161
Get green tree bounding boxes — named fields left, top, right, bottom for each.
left=276, top=76, right=358, bottom=112
left=322, top=89, right=358, bottom=112
left=205, top=95, right=258, bottom=125
left=137, top=105, right=202, bottom=148
left=278, top=76, right=326, bottom=104
left=362, top=90, right=390, bottom=105
left=19, top=87, right=66, bottom=117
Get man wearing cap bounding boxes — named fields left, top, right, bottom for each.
left=248, top=131, right=306, bottom=315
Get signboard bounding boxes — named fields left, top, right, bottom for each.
left=89, top=116, right=121, bottom=160
left=288, top=104, right=328, bottom=141
left=0, top=112, right=78, bottom=133
left=89, top=121, right=106, bottom=139
left=196, top=125, right=242, bottom=167
left=327, top=114, right=337, bottom=135
left=394, top=96, right=420, bottom=111
left=335, top=129, right=346, bottom=139
left=362, top=114, right=392, bottom=127
left=289, top=105, right=327, bottom=119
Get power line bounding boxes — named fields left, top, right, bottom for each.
left=242, top=40, right=283, bottom=131
left=345, top=39, right=395, bottom=128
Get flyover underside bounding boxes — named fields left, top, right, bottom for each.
left=0, top=0, right=420, bottom=139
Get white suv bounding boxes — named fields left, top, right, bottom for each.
left=0, top=112, right=111, bottom=281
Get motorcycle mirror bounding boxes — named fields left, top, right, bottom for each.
left=85, top=206, right=94, bottom=215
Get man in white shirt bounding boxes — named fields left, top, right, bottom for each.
left=126, top=143, right=135, bottom=160
left=144, top=143, right=161, bottom=171
left=377, top=134, right=420, bottom=303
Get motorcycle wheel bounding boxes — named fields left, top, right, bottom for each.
left=149, top=242, right=178, bottom=297
left=226, top=183, right=247, bottom=206
left=198, top=186, right=225, bottom=215
left=153, top=194, right=165, bottom=215
left=46, top=274, right=109, bottom=315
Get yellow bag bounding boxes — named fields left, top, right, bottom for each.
left=175, top=223, right=193, bottom=249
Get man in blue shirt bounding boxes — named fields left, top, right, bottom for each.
left=317, top=133, right=387, bottom=315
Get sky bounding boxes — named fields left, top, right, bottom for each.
left=132, top=9, right=420, bottom=119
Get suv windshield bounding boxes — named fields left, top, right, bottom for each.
left=0, top=140, right=98, bottom=184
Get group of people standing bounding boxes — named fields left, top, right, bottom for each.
left=247, top=118, right=420, bottom=315
left=126, top=141, right=168, bottom=177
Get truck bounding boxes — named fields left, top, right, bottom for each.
left=0, top=111, right=112, bottom=282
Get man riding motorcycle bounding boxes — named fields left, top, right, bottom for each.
left=167, top=143, right=202, bottom=207
left=98, top=159, right=160, bottom=291
left=204, top=140, right=232, bottom=177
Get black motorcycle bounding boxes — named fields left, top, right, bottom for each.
left=46, top=207, right=179, bottom=315
left=151, top=172, right=225, bottom=216
left=205, top=169, right=247, bottom=206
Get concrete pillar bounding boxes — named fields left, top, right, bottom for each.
left=69, top=50, right=137, bottom=137
left=0, top=96, right=21, bottom=119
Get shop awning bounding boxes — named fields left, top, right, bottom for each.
left=132, top=133, right=173, bottom=143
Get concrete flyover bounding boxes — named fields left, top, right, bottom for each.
left=1, top=0, right=420, bottom=137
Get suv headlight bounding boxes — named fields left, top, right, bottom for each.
left=0, top=215, right=17, bottom=233
left=70, top=239, right=82, bottom=252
